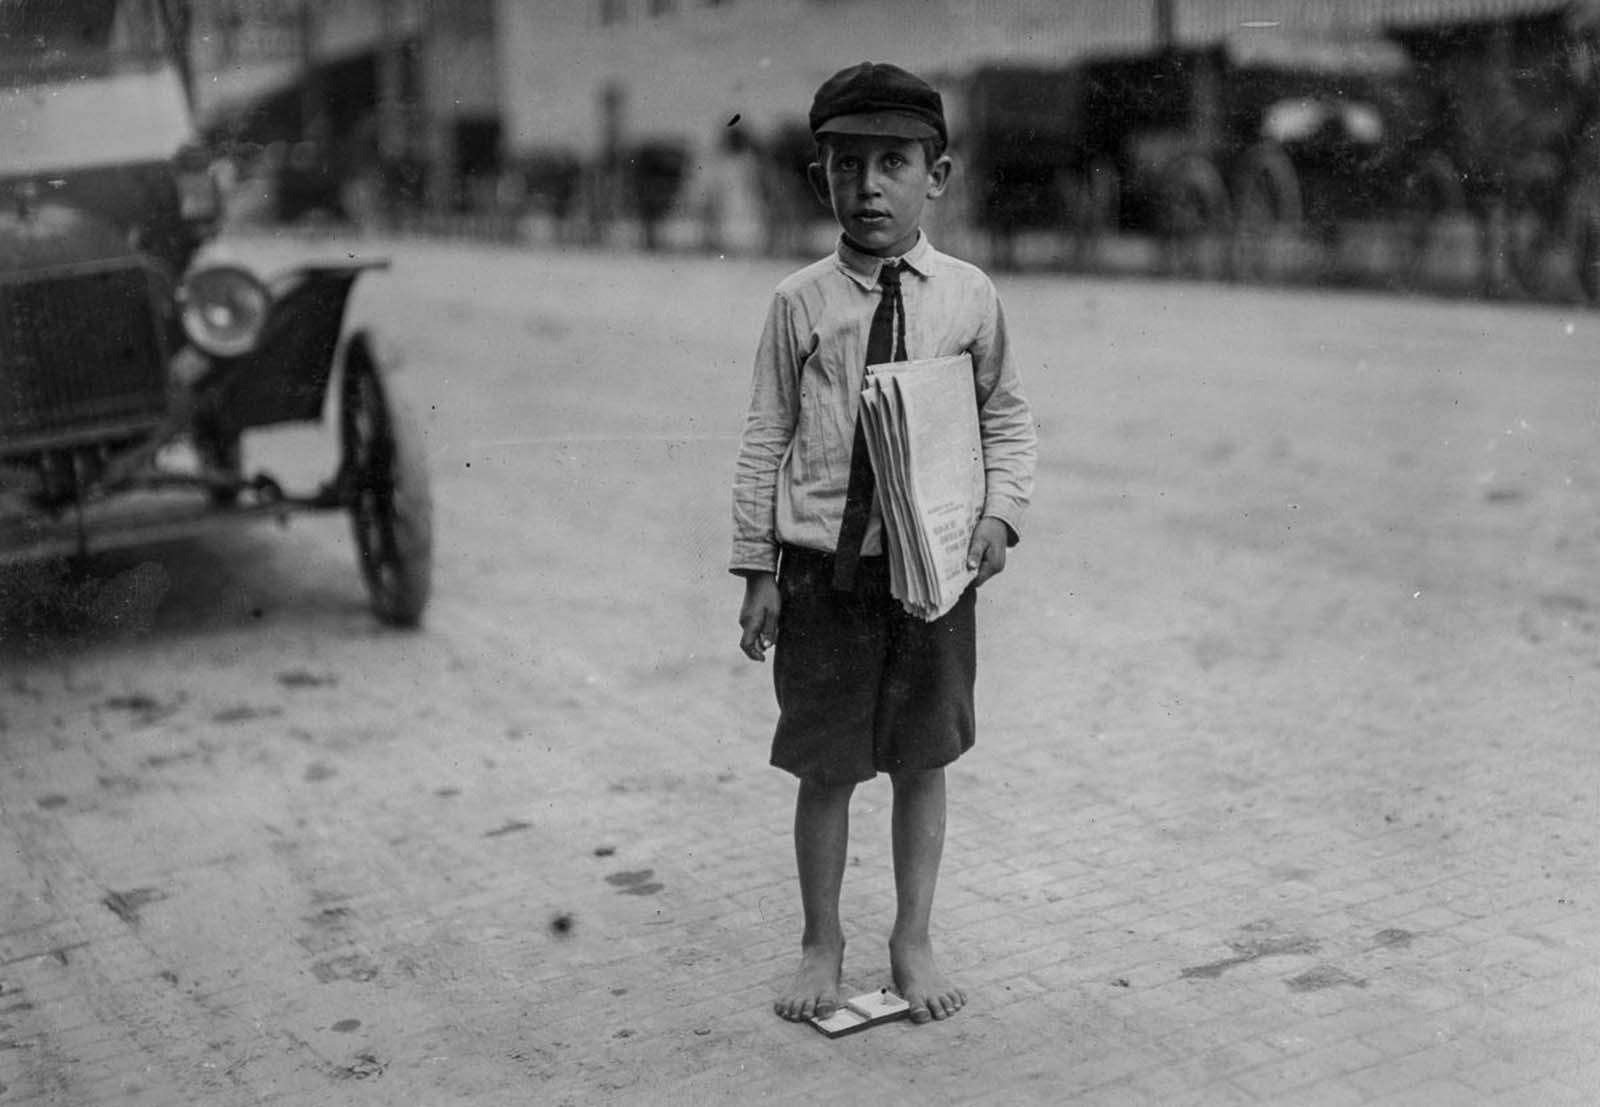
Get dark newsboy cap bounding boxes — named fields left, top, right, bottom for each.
left=809, top=61, right=947, bottom=145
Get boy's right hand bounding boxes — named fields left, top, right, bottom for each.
left=738, top=572, right=781, bottom=661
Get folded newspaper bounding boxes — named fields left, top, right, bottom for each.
left=859, top=353, right=985, bottom=621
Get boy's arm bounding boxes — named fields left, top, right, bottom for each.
left=967, top=288, right=1037, bottom=560
left=730, top=293, right=803, bottom=576
left=732, top=293, right=801, bottom=658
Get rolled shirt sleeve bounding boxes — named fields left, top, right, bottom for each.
left=730, top=292, right=801, bottom=575
left=969, top=290, right=1037, bottom=546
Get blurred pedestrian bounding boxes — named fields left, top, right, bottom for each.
left=729, top=62, right=1037, bottom=1027
left=693, top=119, right=761, bottom=254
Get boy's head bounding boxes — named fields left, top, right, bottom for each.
left=808, top=62, right=952, bottom=257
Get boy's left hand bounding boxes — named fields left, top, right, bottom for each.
left=966, top=517, right=1010, bottom=587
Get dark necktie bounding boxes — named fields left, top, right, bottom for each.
left=833, top=262, right=906, bottom=591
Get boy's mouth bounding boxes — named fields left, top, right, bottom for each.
left=854, top=209, right=891, bottom=222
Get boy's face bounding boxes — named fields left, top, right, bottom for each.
left=812, top=133, right=951, bottom=257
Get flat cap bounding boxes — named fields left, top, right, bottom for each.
left=808, top=62, right=946, bottom=144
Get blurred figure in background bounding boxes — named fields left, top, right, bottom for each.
left=693, top=117, right=763, bottom=254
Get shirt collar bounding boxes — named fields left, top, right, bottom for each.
left=834, top=230, right=932, bottom=290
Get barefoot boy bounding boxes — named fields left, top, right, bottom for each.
left=730, top=62, right=1037, bottom=1025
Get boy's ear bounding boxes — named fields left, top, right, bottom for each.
left=807, top=161, right=829, bottom=206
left=926, top=154, right=952, bottom=200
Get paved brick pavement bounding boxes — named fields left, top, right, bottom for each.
left=2, top=240, right=1598, bottom=1105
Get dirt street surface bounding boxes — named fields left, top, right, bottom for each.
left=2, top=234, right=1598, bottom=1106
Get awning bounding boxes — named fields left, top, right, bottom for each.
left=196, top=47, right=387, bottom=150
left=1225, top=32, right=1414, bottom=75
left=1382, top=0, right=1599, bottom=27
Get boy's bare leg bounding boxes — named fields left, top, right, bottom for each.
left=889, top=767, right=967, bottom=1023
left=775, top=778, right=855, bottom=1021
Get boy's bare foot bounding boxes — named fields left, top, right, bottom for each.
left=890, top=938, right=965, bottom=1024
left=774, top=942, right=844, bottom=1021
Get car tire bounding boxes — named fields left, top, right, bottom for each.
left=339, top=331, right=433, bottom=627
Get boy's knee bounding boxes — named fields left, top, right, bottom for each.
left=889, top=766, right=945, bottom=792
left=798, top=777, right=857, bottom=804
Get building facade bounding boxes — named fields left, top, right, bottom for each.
left=189, top=0, right=1593, bottom=219
left=192, top=0, right=500, bottom=213
left=490, top=0, right=1589, bottom=167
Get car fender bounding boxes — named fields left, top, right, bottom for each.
left=197, top=259, right=388, bottom=436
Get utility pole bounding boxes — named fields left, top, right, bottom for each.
left=298, top=0, right=323, bottom=140
left=1154, top=0, right=1175, bottom=51
left=375, top=0, right=411, bottom=220
left=420, top=0, right=456, bottom=214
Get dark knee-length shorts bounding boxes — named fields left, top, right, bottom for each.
left=770, top=544, right=976, bottom=785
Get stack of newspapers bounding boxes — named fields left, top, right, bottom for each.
left=859, top=353, right=986, bottom=622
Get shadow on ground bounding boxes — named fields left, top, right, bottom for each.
left=0, top=527, right=372, bottom=661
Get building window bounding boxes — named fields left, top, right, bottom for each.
left=649, top=0, right=675, bottom=14
left=599, top=0, right=627, bottom=26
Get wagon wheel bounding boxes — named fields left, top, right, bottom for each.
left=1050, top=169, right=1089, bottom=270
left=1229, top=144, right=1303, bottom=285
left=1065, top=158, right=1119, bottom=271
left=1398, top=153, right=1465, bottom=290
left=1567, top=179, right=1600, bottom=306
left=1504, top=155, right=1565, bottom=298
left=1162, top=157, right=1231, bottom=281
left=339, top=331, right=433, bottom=627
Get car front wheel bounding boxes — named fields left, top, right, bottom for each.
left=339, top=331, right=433, bottom=627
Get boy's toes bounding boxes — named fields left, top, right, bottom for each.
left=774, top=992, right=838, bottom=1022
left=891, top=941, right=963, bottom=1026
left=776, top=945, right=844, bottom=1022
left=905, top=987, right=966, bottom=1024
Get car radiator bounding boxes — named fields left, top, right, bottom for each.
left=0, top=259, right=170, bottom=455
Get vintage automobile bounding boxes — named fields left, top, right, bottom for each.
left=0, top=0, right=432, bottom=626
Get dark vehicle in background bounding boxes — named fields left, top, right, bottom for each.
left=964, top=35, right=1439, bottom=281
left=1389, top=1, right=1600, bottom=300
left=961, top=64, right=1116, bottom=270
left=1083, top=35, right=1438, bottom=282
left=0, top=0, right=433, bottom=626
left=626, top=140, right=690, bottom=251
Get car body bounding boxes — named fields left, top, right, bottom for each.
left=0, top=0, right=432, bottom=625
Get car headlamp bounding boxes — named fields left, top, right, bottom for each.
left=177, top=264, right=271, bottom=358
